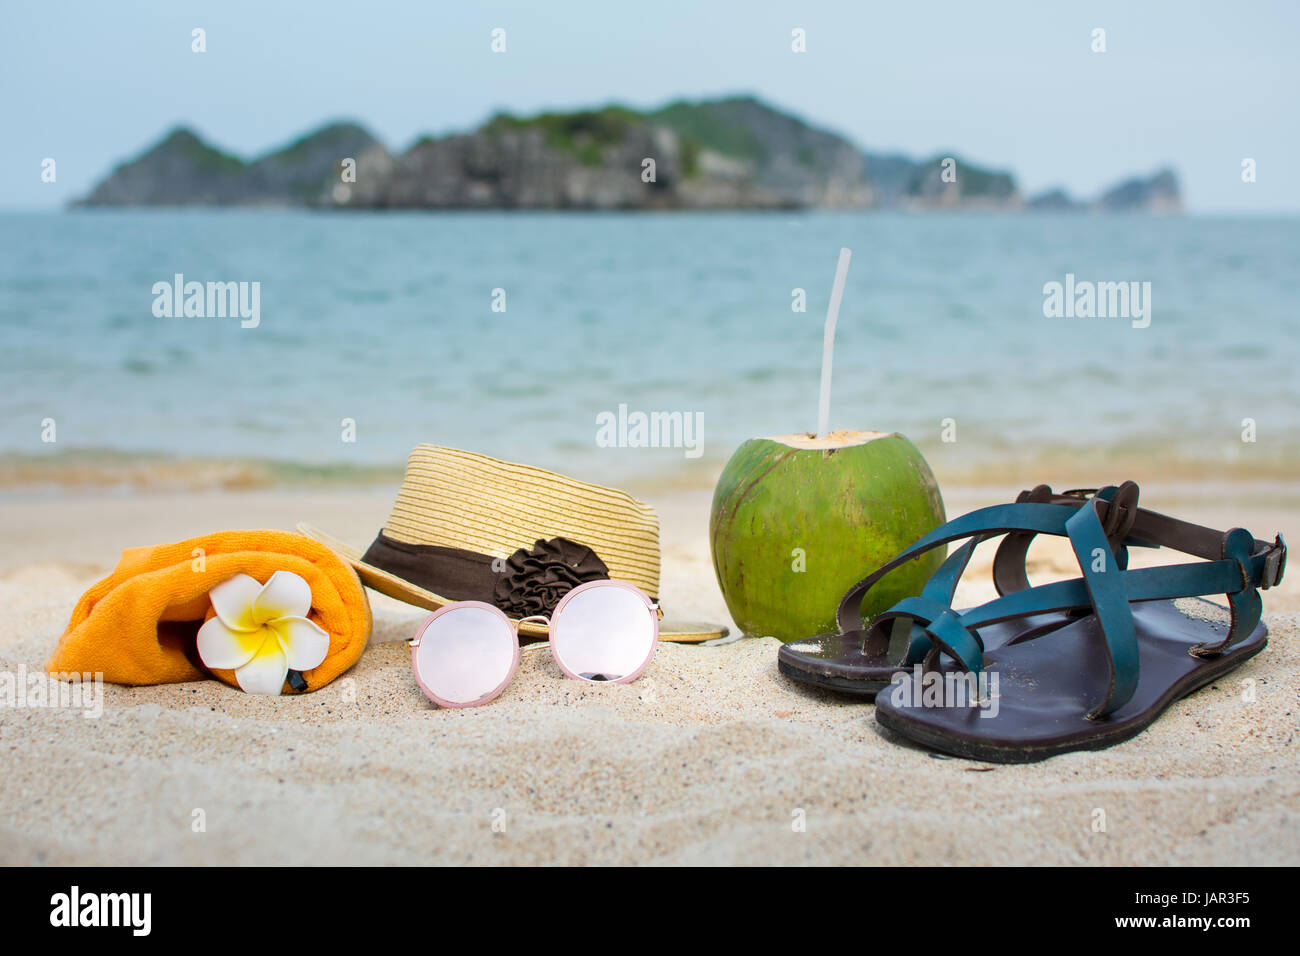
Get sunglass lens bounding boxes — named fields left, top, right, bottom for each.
left=413, top=606, right=516, bottom=706
left=551, top=584, right=656, bottom=683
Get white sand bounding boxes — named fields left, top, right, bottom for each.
left=0, top=483, right=1296, bottom=865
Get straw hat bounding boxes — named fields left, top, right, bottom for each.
left=299, top=445, right=726, bottom=642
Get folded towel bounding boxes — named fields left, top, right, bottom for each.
left=47, top=530, right=371, bottom=693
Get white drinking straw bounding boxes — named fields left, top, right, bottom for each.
left=817, top=247, right=852, bottom=439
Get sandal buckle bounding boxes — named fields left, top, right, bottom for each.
left=1262, top=534, right=1287, bottom=589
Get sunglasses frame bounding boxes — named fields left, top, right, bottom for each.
left=409, top=579, right=660, bottom=708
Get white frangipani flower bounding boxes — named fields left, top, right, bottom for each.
left=197, top=570, right=328, bottom=695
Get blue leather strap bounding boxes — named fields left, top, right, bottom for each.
left=883, top=538, right=983, bottom=666
left=881, top=545, right=1278, bottom=681
left=1066, top=499, right=1140, bottom=718
left=922, top=538, right=980, bottom=604
left=993, top=483, right=1146, bottom=596
left=960, top=560, right=1262, bottom=630
left=1194, top=527, right=1264, bottom=657
left=835, top=502, right=1082, bottom=636
left=872, top=596, right=984, bottom=674
left=834, top=481, right=1286, bottom=723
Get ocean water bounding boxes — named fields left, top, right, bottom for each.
left=1, top=210, right=1297, bottom=488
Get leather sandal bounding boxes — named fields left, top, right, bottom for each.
left=868, top=481, right=1286, bottom=762
left=778, top=484, right=1140, bottom=696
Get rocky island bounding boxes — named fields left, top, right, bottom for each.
left=76, top=96, right=1181, bottom=212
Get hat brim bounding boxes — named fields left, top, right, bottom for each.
left=296, top=523, right=728, bottom=643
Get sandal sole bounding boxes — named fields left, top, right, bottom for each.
left=873, top=599, right=1268, bottom=763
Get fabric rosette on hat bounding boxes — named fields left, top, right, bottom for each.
left=493, top=537, right=610, bottom=618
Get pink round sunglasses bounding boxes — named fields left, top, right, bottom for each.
left=409, top=579, right=660, bottom=708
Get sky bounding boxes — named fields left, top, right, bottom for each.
left=3, top=1, right=1298, bottom=212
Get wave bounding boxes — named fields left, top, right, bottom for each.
left=2, top=437, right=1296, bottom=498
left=0, top=448, right=403, bottom=494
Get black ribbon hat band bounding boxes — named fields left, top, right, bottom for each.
left=361, top=532, right=614, bottom=618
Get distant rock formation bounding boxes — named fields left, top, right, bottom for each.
left=353, top=111, right=694, bottom=209
left=1025, top=169, right=1183, bottom=213
left=858, top=152, right=918, bottom=206
left=1093, top=168, right=1182, bottom=212
left=1027, top=187, right=1083, bottom=211
left=75, top=97, right=1181, bottom=213
left=79, top=129, right=246, bottom=205
left=243, top=123, right=389, bottom=205
left=651, top=97, right=873, bottom=207
left=900, top=153, right=1021, bottom=210
left=78, top=123, right=388, bottom=207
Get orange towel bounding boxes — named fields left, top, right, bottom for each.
left=47, top=530, right=371, bottom=693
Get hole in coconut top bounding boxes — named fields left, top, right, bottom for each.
left=767, top=429, right=895, bottom=450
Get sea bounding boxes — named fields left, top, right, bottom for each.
left=1, top=209, right=1296, bottom=491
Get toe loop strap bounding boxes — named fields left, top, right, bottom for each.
left=885, top=598, right=984, bottom=675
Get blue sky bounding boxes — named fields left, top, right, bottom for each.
left=3, top=1, right=1297, bottom=211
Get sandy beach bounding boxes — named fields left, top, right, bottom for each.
left=0, top=478, right=1295, bottom=866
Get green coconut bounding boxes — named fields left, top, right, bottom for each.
left=709, top=429, right=947, bottom=642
